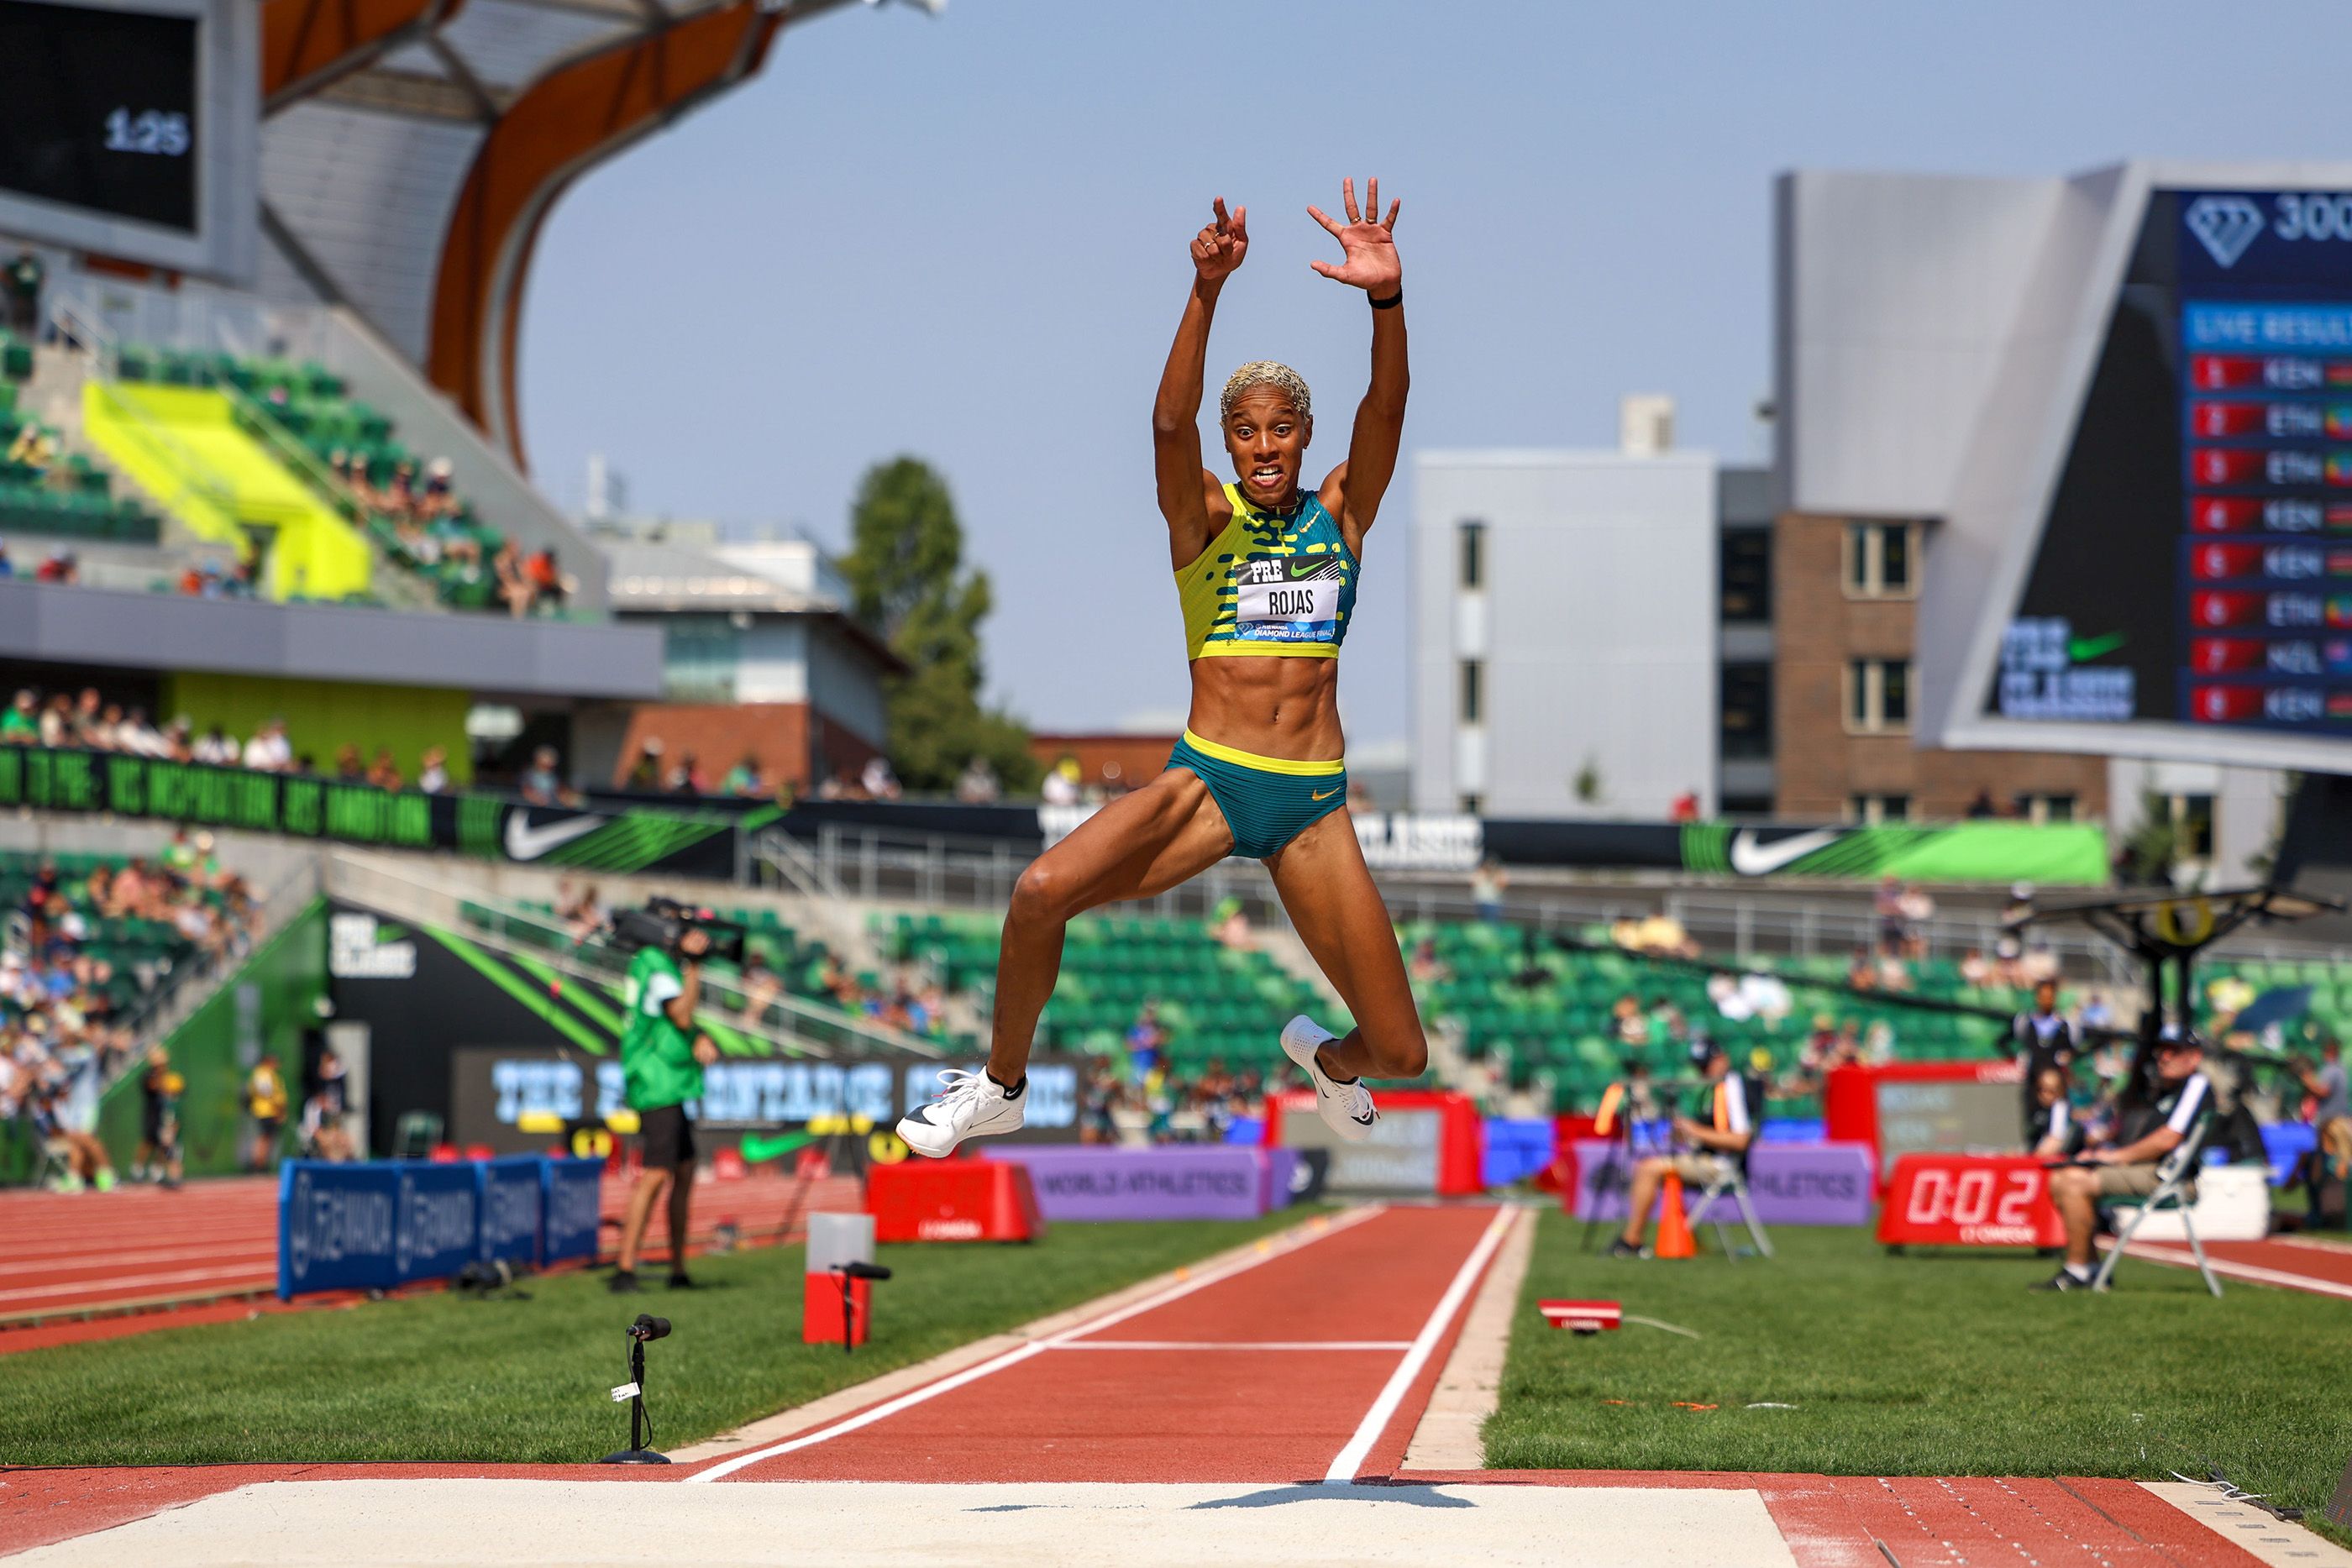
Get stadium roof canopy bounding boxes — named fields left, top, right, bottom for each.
left=255, top=0, right=911, bottom=465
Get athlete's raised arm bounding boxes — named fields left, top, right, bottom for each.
left=1153, top=197, right=1245, bottom=565
left=1309, top=177, right=1407, bottom=546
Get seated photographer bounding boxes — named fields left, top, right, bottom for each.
left=2026, top=1065, right=2082, bottom=1160
left=1609, top=1039, right=1758, bottom=1258
left=2034, top=1025, right=2211, bottom=1293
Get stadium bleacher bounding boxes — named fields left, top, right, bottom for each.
left=0, top=379, right=163, bottom=546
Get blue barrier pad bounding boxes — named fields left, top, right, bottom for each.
left=390, top=1162, right=481, bottom=1286
left=541, top=1156, right=605, bottom=1264
left=477, top=1155, right=545, bottom=1265
left=2263, top=1121, right=2318, bottom=1186
left=1481, top=1117, right=1557, bottom=1188
left=279, top=1161, right=399, bottom=1300
left=1761, top=1119, right=1825, bottom=1144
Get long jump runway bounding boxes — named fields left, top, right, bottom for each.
left=7, top=1204, right=2346, bottom=1565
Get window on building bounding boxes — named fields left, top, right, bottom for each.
left=662, top=616, right=739, bottom=703
left=1850, top=794, right=1912, bottom=825
left=2018, top=792, right=2077, bottom=825
left=1719, top=527, right=1772, bottom=623
left=1460, top=658, right=1484, bottom=726
left=1845, top=521, right=1920, bottom=599
left=1458, top=520, right=1486, bottom=590
left=1719, top=661, right=1772, bottom=760
left=1845, top=658, right=1914, bottom=734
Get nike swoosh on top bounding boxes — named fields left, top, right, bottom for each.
left=1726, top=826, right=1849, bottom=877
left=2068, top=630, right=2126, bottom=661
left=1310, top=788, right=1341, bottom=801
left=503, top=812, right=606, bottom=861
left=1350, top=1113, right=1375, bottom=1125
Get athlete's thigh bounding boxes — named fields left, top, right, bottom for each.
left=1264, top=808, right=1418, bottom=1029
left=1026, top=767, right=1234, bottom=914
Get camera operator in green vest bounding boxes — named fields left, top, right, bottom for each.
left=611, top=925, right=720, bottom=1293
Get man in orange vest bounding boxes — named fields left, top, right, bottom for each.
left=1609, top=1040, right=1760, bottom=1257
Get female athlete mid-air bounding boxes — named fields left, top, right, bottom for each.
left=900, top=176, right=1425, bottom=1156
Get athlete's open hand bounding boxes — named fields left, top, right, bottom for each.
left=1308, top=176, right=1401, bottom=295
left=1191, top=198, right=1248, bottom=285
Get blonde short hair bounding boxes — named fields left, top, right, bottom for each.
left=1219, top=361, right=1310, bottom=422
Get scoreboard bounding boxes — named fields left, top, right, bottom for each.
left=0, top=0, right=255, bottom=282
left=1988, top=188, right=2352, bottom=746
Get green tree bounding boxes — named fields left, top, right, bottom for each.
left=840, top=457, right=1038, bottom=794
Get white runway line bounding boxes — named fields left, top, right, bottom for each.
left=687, top=1205, right=1385, bottom=1483
left=2113, top=1242, right=2352, bottom=1300
left=1048, top=1340, right=1415, bottom=1351
left=0, top=1265, right=276, bottom=1304
left=1323, top=1206, right=1515, bottom=1483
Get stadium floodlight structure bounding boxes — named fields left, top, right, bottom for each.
left=1778, top=160, right=2352, bottom=776
left=249, top=0, right=909, bottom=464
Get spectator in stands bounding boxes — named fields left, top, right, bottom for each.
left=666, top=752, right=707, bottom=797
left=245, top=1053, right=289, bottom=1171
left=1669, top=789, right=1700, bottom=823
left=34, top=546, right=76, bottom=585
left=1897, top=882, right=1935, bottom=957
left=36, top=692, right=70, bottom=747
left=1470, top=857, right=1509, bottom=921
left=1041, top=757, right=1083, bottom=806
left=2, top=689, right=34, bottom=742
left=2036, top=1027, right=2214, bottom=1291
left=134, top=1045, right=185, bottom=1188
left=0, top=538, right=13, bottom=579
left=27, top=1072, right=117, bottom=1193
left=1125, top=1000, right=1168, bottom=1081
left=116, top=707, right=165, bottom=758
left=722, top=755, right=766, bottom=799
left=1213, top=898, right=1257, bottom=954
left=955, top=756, right=1000, bottom=804
left=1966, top=787, right=1998, bottom=819
left=243, top=718, right=294, bottom=773
left=737, top=949, right=781, bottom=1025
left=3, top=249, right=41, bottom=339
left=417, top=746, right=451, bottom=794
left=524, top=549, right=570, bottom=613
left=2294, top=1037, right=2347, bottom=1126
left=302, top=1049, right=356, bottom=1162
left=555, top=879, right=608, bottom=944
left=1874, top=877, right=1906, bottom=954
left=7, top=421, right=57, bottom=472
left=365, top=747, right=404, bottom=792
left=192, top=723, right=238, bottom=766
left=494, top=539, right=535, bottom=617
left=861, top=754, right=902, bottom=801
left=623, top=740, right=664, bottom=791
left=419, top=458, right=457, bottom=522
left=333, top=743, right=366, bottom=782
left=519, top=746, right=564, bottom=806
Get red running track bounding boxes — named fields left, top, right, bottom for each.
left=0, top=1170, right=859, bottom=1347
left=695, top=1204, right=1512, bottom=1485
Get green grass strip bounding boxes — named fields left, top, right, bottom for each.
left=1491, top=1213, right=2352, bottom=1540
left=0, top=1208, right=1320, bottom=1464
left=423, top=925, right=612, bottom=1057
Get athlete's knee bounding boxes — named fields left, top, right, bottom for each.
left=1008, top=859, right=1074, bottom=925
left=1363, top=1022, right=1428, bottom=1079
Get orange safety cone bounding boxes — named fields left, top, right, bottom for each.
left=1654, top=1172, right=1698, bottom=1259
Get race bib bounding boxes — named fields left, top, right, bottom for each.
left=1233, top=556, right=1341, bottom=639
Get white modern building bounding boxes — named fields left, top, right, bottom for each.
left=1411, top=415, right=1727, bottom=820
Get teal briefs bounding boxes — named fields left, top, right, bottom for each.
left=1168, top=728, right=1349, bottom=860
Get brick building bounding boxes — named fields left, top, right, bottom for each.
left=1772, top=515, right=2108, bottom=822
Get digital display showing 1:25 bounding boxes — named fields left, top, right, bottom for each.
left=0, top=1, right=199, bottom=233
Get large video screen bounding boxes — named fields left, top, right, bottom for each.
left=0, top=0, right=199, bottom=232
left=1987, top=189, right=2352, bottom=740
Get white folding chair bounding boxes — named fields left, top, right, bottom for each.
left=1685, top=1156, right=1774, bottom=1261
left=2092, top=1118, right=2221, bottom=1298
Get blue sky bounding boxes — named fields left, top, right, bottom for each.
left=519, top=0, right=2352, bottom=752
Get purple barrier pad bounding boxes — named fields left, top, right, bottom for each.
left=1570, top=1140, right=1875, bottom=1226
left=984, top=1146, right=1276, bottom=1221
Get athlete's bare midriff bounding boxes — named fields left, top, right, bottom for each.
left=1185, top=654, right=1344, bottom=761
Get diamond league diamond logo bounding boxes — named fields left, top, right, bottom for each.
left=2185, top=195, right=2266, bottom=269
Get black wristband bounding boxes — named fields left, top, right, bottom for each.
left=1370, top=290, right=1402, bottom=310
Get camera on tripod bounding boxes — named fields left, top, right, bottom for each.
left=609, top=896, right=748, bottom=967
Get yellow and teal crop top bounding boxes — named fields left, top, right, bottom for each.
left=1176, top=482, right=1359, bottom=659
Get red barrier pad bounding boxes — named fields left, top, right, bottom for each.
left=1538, top=1299, right=1621, bottom=1331
left=1876, top=1154, right=2063, bottom=1249
left=866, top=1158, right=1047, bottom=1243
left=802, top=1273, right=873, bottom=1346
left=1262, top=1088, right=1484, bottom=1196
